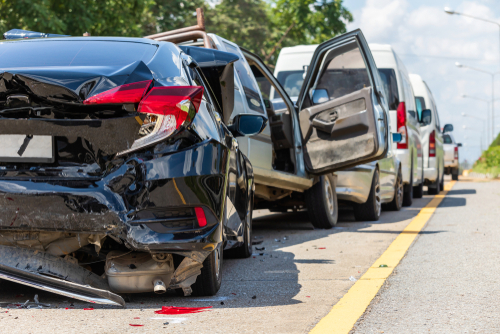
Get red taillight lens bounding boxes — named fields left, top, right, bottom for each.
left=429, top=130, right=436, bottom=157
left=454, top=146, right=459, bottom=160
left=83, top=80, right=152, bottom=105
left=138, top=86, right=204, bottom=130
left=396, top=102, right=408, bottom=149
left=194, top=207, right=207, bottom=227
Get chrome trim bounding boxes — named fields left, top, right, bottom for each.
left=0, top=264, right=125, bottom=307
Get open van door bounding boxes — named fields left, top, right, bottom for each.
left=296, top=29, right=389, bottom=175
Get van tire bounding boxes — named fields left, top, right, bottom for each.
left=385, top=168, right=403, bottom=211
left=305, top=174, right=338, bottom=229
left=402, top=170, right=413, bottom=207
left=191, top=244, right=222, bottom=296
left=452, top=168, right=459, bottom=181
left=413, top=170, right=424, bottom=199
left=354, top=169, right=381, bottom=221
left=428, top=170, right=440, bottom=195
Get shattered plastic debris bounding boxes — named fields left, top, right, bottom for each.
left=349, top=276, right=357, bottom=282
left=252, top=240, right=264, bottom=245
left=129, top=324, right=144, bottom=327
left=7, top=295, right=50, bottom=309
left=255, top=247, right=265, bottom=251
left=379, top=264, right=388, bottom=268
left=274, top=239, right=280, bottom=242
left=318, top=247, right=326, bottom=249
left=83, top=308, right=94, bottom=310
left=154, top=306, right=212, bottom=315
left=251, top=296, right=257, bottom=299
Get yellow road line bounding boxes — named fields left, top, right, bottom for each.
left=310, top=181, right=456, bottom=334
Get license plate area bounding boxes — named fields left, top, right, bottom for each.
left=0, top=135, right=54, bottom=163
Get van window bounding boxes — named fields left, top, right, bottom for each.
left=443, top=134, right=452, bottom=144
left=223, top=42, right=265, bottom=114
left=415, top=96, right=426, bottom=120
left=378, top=69, right=399, bottom=110
left=276, top=70, right=304, bottom=98
left=310, top=43, right=371, bottom=104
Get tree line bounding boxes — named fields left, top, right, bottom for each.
left=0, top=0, right=352, bottom=66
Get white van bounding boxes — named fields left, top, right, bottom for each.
left=369, top=44, right=423, bottom=205
left=409, top=74, right=445, bottom=194
left=273, top=45, right=404, bottom=220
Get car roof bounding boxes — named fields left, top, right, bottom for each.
left=1, top=36, right=160, bottom=45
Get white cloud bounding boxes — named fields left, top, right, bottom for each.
left=345, top=0, right=500, bottom=162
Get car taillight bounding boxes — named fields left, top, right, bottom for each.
left=454, top=146, right=458, bottom=160
left=429, top=130, right=436, bottom=157
left=84, top=82, right=204, bottom=156
left=83, top=80, right=152, bottom=105
left=396, top=102, right=408, bottom=149
left=194, top=207, right=207, bottom=227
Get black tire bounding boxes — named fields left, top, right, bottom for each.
left=452, top=168, right=459, bottom=181
left=440, top=173, right=444, bottom=191
left=402, top=168, right=413, bottom=207
left=191, top=244, right=222, bottom=296
left=428, top=170, right=440, bottom=195
left=232, top=207, right=253, bottom=258
left=385, top=168, right=403, bottom=211
left=305, top=174, right=338, bottom=229
left=354, top=169, right=381, bottom=221
left=413, top=169, right=424, bottom=198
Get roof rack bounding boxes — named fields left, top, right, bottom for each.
left=144, top=8, right=215, bottom=49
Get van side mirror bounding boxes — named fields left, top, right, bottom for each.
left=392, top=133, right=403, bottom=143
left=228, top=114, right=267, bottom=137
left=419, top=109, right=432, bottom=126
left=457, top=143, right=462, bottom=147
left=443, top=124, right=454, bottom=133
left=312, top=89, right=329, bottom=104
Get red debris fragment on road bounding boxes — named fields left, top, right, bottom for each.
left=83, top=308, right=94, bottom=310
left=154, top=306, right=212, bottom=315
left=129, top=324, right=144, bottom=327
left=318, top=247, right=326, bottom=249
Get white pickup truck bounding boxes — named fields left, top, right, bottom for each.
left=443, top=127, right=461, bottom=180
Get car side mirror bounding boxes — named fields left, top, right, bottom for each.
left=312, top=89, right=329, bottom=104
left=228, top=114, right=267, bottom=137
left=443, top=124, right=453, bottom=133
left=419, top=109, right=432, bottom=126
left=457, top=143, right=462, bottom=147
left=392, top=133, right=403, bottom=143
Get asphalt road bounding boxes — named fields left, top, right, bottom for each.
left=352, top=179, right=500, bottom=333
left=0, top=179, right=494, bottom=333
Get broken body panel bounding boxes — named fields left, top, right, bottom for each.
left=0, top=37, right=254, bottom=304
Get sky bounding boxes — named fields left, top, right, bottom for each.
left=343, top=0, right=500, bottom=163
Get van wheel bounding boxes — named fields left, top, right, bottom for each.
left=440, top=174, right=444, bottom=191
left=385, top=168, right=403, bottom=211
left=232, top=207, right=253, bottom=258
left=354, top=169, right=381, bottom=221
left=191, top=244, right=222, bottom=296
left=402, top=170, right=413, bottom=207
left=413, top=169, right=424, bottom=198
left=305, top=174, right=338, bottom=229
left=428, top=170, right=440, bottom=195
left=452, top=168, right=459, bottom=181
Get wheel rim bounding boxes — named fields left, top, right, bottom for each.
left=396, top=173, right=403, bottom=207
left=324, top=177, right=334, bottom=216
left=375, top=173, right=381, bottom=216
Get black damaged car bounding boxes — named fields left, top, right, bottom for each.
left=0, top=33, right=266, bottom=306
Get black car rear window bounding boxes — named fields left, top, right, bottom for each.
left=378, top=68, right=399, bottom=110
left=0, top=40, right=157, bottom=68
left=443, top=134, right=452, bottom=144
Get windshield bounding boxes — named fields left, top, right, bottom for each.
left=378, top=68, right=400, bottom=110
left=0, top=40, right=157, bottom=68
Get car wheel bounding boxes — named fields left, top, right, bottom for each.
left=354, top=169, right=381, bottom=221
left=305, top=174, right=338, bottom=229
left=413, top=164, right=424, bottom=199
left=232, top=206, right=253, bottom=258
left=191, top=244, right=222, bottom=296
left=384, top=168, right=403, bottom=211
left=440, top=173, right=444, bottom=191
left=452, top=168, right=459, bottom=181
left=428, top=169, right=440, bottom=195
left=402, top=168, right=413, bottom=207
